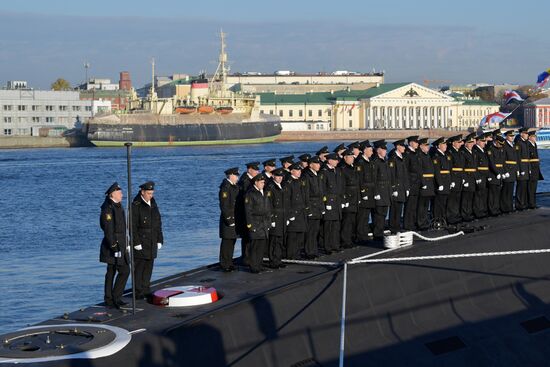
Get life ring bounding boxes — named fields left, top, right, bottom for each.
left=152, top=286, right=219, bottom=307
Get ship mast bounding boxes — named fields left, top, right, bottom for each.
left=150, top=57, right=157, bottom=101
left=210, top=30, right=229, bottom=97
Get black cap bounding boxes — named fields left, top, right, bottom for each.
left=252, top=173, right=266, bottom=182
left=359, top=140, right=372, bottom=149
left=373, top=139, right=387, bottom=149
left=316, top=146, right=329, bottom=155
left=492, top=128, right=502, bottom=137
left=393, top=139, right=406, bottom=147
left=309, top=155, right=321, bottom=164
left=495, top=135, right=506, bottom=143
left=272, top=168, right=285, bottom=177
left=343, top=149, right=355, bottom=156
left=483, top=131, right=493, bottom=139
left=418, top=137, right=429, bottom=145
left=519, top=127, right=529, bottom=133
left=105, top=182, right=122, bottom=196
left=448, top=134, right=463, bottom=143
left=528, top=130, right=537, bottom=136
left=463, top=133, right=475, bottom=143
left=289, top=162, right=302, bottom=171
left=333, top=143, right=346, bottom=152
left=280, top=155, right=294, bottom=164
left=298, top=153, right=311, bottom=162
left=139, top=181, right=155, bottom=191
left=347, top=141, right=360, bottom=150
left=326, top=152, right=339, bottom=161
left=432, top=137, right=446, bottom=146
left=224, top=167, right=239, bottom=176
left=475, top=133, right=486, bottom=141
left=407, top=135, right=420, bottom=143
left=246, top=161, right=261, bottom=170
left=262, top=159, right=276, bottom=167
left=503, top=129, right=515, bottom=136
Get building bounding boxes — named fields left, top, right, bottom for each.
left=0, top=86, right=110, bottom=136
left=524, top=98, right=550, bottom=128
left=473, top=84, right=520, bottom=101
left=78, top=78, right=119, bottom=91
left=259, top=83, right=500, bottom=132
left=79, top=90, right=132, bottom=112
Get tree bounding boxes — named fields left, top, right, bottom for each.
left=51, top=78, right=71, bottom=91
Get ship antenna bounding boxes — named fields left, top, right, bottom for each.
left=210, top=29, right=228, bottom=96
left=150, top=57, right=157, bottom=101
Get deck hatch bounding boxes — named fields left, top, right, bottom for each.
left=520, top=316, right=550, bottom=334
left=425, top=336, right=466, bottom=355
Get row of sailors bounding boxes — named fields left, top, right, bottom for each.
left=218, top=127, right=543, bottom=273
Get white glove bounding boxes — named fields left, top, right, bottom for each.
left=114, top=251, right=122, bottom=258
left=392, top=191, right=398, bottom=197
left=229, top=223, right=235, bottom=227
left=450, top=182, right=456, bottom=188
left=341, top=203, right=345, bottom=208
left=422, top=185, right=427, bottom=190
left=321, top=211, right=326, bottom=215
left=326, top=205, right=332, bottom=210
left=406, top=190, right=410, bottom=197
left=157, top=243, right=162, bottom=250
left=374, top=195, right=381, bottom=200
left=517, top=171, right=520, bottom=176
left=308, top=213, right=313, bottom=217
left=496, top=174, right=501, bottom=179
left=126, top=245, right=130, bottom=253
left=286, top=220, right=290, bottom=226
left=476, top=179, right=482, bottom=184
left=488, top=178, right=492, bottom=182
left=290, top=217, right=295, bottom=221
left=462, top=179, right=466, bottom=184
left=520, top=171, right=525, bottom=176
left=362, top=196, right=368, bottom=200
left=134, top=244, right=143, bottom=251
left=345, top=202, right=349, bottom=207
left=271, top=222, right=276, bottom=228
left=505, top=172, right=510, bottom=178
left=464, top=182, right=469, bottom=188
left=438, top=185, right=444, bottom=191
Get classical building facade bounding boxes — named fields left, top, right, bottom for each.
left=524, top=98, right=550, bottom=128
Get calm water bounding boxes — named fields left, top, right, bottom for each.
left=1, top=142, right=549, bottom=333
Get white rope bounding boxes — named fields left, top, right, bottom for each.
left=281, top=258, right=340, bottom=266
left=348, top=248, right=550, bottom=264
left=411, top=231, right=465, bottom=242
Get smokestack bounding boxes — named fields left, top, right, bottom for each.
left=119, top=71, right=132, bottom=91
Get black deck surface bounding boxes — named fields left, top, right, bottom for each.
left=4, top=194, right=550, bottom=366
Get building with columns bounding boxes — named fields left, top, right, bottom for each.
left=524, top=98, right=550, bottom=128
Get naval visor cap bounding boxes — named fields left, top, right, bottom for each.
left=139, top=181, right=155, bottom=191
left=225, top=167, right=240, bottom=176
left=105, top=182, right=122, bottom=196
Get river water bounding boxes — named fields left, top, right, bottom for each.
left=1, top=142, right=549, bottom=333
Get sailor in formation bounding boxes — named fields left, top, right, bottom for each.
left=217, top=129, right=543, bottom=273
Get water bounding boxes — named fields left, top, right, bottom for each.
left=0, top=143, right=549, bottom=334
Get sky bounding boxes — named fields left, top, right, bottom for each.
left=0, top=0, right=547, bottom=89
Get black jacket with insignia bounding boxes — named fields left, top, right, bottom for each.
left=473, top=145, right=489, bottom=188
left=372, top=155, right=392, bottom=206
left=447, top=146, right=464, bottom=192
left=319, top=165, right=344, bottom=221
left=418, top=151, right=435, bottom=197
left=100, top=198, right=128, bottom=265
left=461, top=147, right=477, bottom=192
left=404, top=147, right=422, bottom=195
left=515, top=137, right=530, bottom=181
left=487, top=145, right=505, bottom=185
left=285, top=176, right=308, bottom=232
left=341, top=163, right=360, bottom=213
left=502, top=140, right=518, bottom=183
left=131, top=194, right=163, bottom=260
left=356, top=155, right=376, bottom=209
left=528, top=141, right=544, bottom=181
left=432, top=148, right=452, bottom=194
left=219, top=179, right=240, bottom=239
left=302, top=168, right=324, bottom=219
left=388, top=151, right=409, bottom=202
left=266, top=180, right=288, bottom=237
left=244, top=187, right=272, bottom=240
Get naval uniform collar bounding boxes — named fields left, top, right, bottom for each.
left=254, top=185, right=264, bottom=195
left=247, top=172, right=254, bottom=180
left=475, top=145, right=484, bottom=153
left=437, top=148, right=445, bottom=155
left=396, top=151, right=403, bottom=159
left=226, top=178, right=236, bottom=186
left=264, top=171, right=272, bottom=178
left=274, top=181, right=282, bottom=189
left=408, top=146, right=416, bottom=153
left=529, top=141, right=536, bottom=147
left=506, top=140, right=514, bottom=147
left=362, top=154, right=370, bottom=162
left=291, top=174, right=299, bottom=180
left=141, top=195, right=151, bottom=206
left=309, top=168, right=318, bottom=176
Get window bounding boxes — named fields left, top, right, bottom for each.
left=348, top=110, right=352, bottom=117
left=18, top=105, right=26, bottom=111
left=4, top=129, right=12, bottom=135
left=269, top=110, right=274, bottom=115
left=46, top=117, right=54, bottom=123
left=307, top=124, right=312, bottom=130
left=289, top=110, right=293, bottom=117
left=260, top=110, right=264, bottom=114
left=328, top=109, right=331, bottom=117
left=32, top=105, right=40, bottom=111
left=85, top=106, right=92, bottom=112
left=4, top=117, right=12, bottom=123
left=318, top=109, right=322, bottom=117
left=46, top=105, right=54, bottom=111
left=59, top=105, right=67, bottom=111
left=3, top=105, right=12, bottom=111
left=308, top=110, right=312, bottom=117
left=18, top=117, right=26, bottom=123
left=299, top=110, right=303, bottom=117
left=279, top=110, right=283, bottom=117
left=349, top=120, right=353, bottom=128
left=32, top=117, right=40, bottom=123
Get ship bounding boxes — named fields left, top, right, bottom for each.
left=86, top=32, right=281, bottom=147
left=1, top=193, right=550, bottom=366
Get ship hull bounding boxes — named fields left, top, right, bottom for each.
left=87, top=120, right=282, bottom=147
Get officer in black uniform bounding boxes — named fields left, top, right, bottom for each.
left=298, top=154, right=311, bottom=169
left=356, top=140, right=376, bottom=243
left=515, top=127, right=530, bottom=210
left=280, top=155, right=295, bottom=180
left=372, top=140, right=391, bottom=240
left=473, top=134, right=490, bottom=218
left=340, top=149, right=360, bottom=248
left=218, top=167, right=240, bottom=272
left=348, top=141, right=361, bottom=158
left=487, top=135, right=506, bottom=216
left=317, top=146, right=329, bottom=167
left=431, top=137, right=452, bottom=224
left=461, top=133, right=477, bottom=222
left=334, top=143, right=347, bottom=160
left=403, top=136, right=422, bottom=230
left=319, top=153, right=344, bottom=253
left=302, top=156, right=324, bottom=258
left=132, top=181, right=163, bottom=300
left=262, top=159, right=276, bottom=182
left=446, top=134, right=464, bottom=224
left=501, top=130, right=518, bottom=213
left=266, top=168, right=288, bottom=268
left=417, top=138, right=435, bottom=230
left=244, top=173, right=271, bottom=273
left=527, top=130, right=544, bottom=208
left=100, top=182, right=129, bottom=309
left=388, top=139, right=409, bottom=234
left=236, top=162, right=260, bottom=265
left=285, top=162, right=308, bottom=259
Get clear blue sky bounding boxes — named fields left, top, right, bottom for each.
left=0, top=0, right=547, bottom=88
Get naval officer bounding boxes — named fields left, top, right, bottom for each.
left=218, top=167, right=240, bottom=272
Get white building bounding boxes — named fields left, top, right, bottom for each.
left=80, top=78, right=119, bottom=91
left=524, top=98, right=550, bottom=128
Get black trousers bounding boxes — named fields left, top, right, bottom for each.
left=446, top=191, right=462, bottom=224
left=516, top=180, right=528, bottom=210
left=219, top=238, right=236, bottom=269
left=249, top=239, right=267, bottom=272
left=269, top=234, right=284, bottom=266
left=104, top=263, right=129, bottom=304
left=417, top=196, right=432, bottom=229
left=305, top=218, right=321, bottom=256
left=323, top=220, right=341, bottom=252
left=403, top=194, right=418, bottom=230
left=500, top=182, right=515, bottom=213
left=487, top=184, right=502, bottom=216
left=356, top=207, right=374, bottom=242
left=389, top=201, right=404, bottom=234
left=432, top=194, right=448, bottom=223
left=473, top=188, right=488, bottom=218
left=461, top=191, right=475, bottom=222
left=373, top=206, right=388, bottom=238
left=135, top=258, right=154, bottom=297
left=240, top=237, right=250, bottom=265
left=286, top=231, right=305, bottom=259
left=528, top=180, right=538, bottom=209
left=341, top=212, right=357, bottom=247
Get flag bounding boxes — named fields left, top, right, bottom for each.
left=536, top=68, right=550, bottom=88
left=480, top=112, right=511, bottom=127
left=349, top=103, right=356, bottom=111
left=503, top=90, right=524, bottom=104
